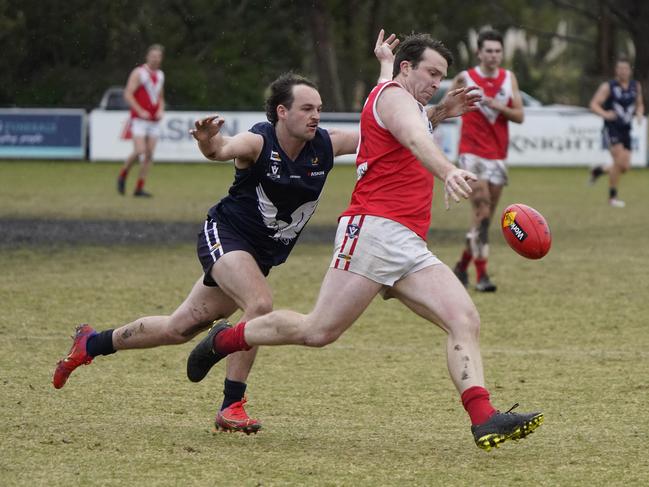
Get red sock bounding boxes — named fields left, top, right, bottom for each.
left=213, top=321, right=251, bottom=354
left=119, top=168, right=128, bottom=179
left=474, top=258, right=487, bottom=281
left=461, top=386, right=497, bottom=425
left=458, top=249, right=472, bottom=271
left=135, top=178, right=145, bottom=192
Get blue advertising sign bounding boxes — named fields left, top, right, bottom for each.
left=0, top=109, right=86, bottom=159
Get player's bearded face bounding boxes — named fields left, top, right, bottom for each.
left=283, top=85, right=322, bottom=141
left=409, top=49, right=447, bottom=105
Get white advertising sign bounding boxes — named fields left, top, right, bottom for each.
left=507, top=112, right=647, bottom=167
left=90, top=110, right=265, bottom=162
left=90, top=109, right=646, bottom=166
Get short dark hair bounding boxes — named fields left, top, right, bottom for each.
left=477, top=30, right=503, bottom=50
left=147, top=44, right=164, bottom=54
left=616, top=55, right=631, bottom=66
left=392, top=33, right=453, bottom=78
left=265, top=73, right=318, bottom=125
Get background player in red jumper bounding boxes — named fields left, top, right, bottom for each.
left=451, top=30, right=524, bottom=292
left=118, top=44, right=165, bottom=197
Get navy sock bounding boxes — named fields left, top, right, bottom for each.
left=592, top=166, right=604, bottom=178
left=86, top=329, right=116, bottom=357
left=221, top=379, right=247, bottom=410
left=609, top=187, right=618, bottom=199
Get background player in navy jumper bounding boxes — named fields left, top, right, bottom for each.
left=589, top=57, right=644, bottom=207
left=52, top=31, right=478, bottom=433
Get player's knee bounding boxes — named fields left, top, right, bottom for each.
left=303, top=332, right=337, bottom=347
left=478, top=217, right=490, bottom=244
left=464, top=309, right=481, bottom=338
left=450, top=308, right=481, bottom=340
left=246, top=297, right=273, bottom=319
left=302, top=323, right=342, bottom=347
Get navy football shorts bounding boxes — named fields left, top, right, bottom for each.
left=196, top=215, right=271, bottom=287
left=603, top=125, right=631, bottom=150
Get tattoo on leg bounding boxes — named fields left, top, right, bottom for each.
left=454, top=344, right=463, bottom=351
left=121, top=328, right=133, bottom=340
left=461, top=371, right=470, bottom=381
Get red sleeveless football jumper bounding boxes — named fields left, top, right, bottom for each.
left=130, top=64, right=164, bottom=120
left=341, top=81, right=435, bottom=240
left=458, top=67, right=513, bottom=160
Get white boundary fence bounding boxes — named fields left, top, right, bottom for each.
left=89, top=109, right=647, bottom=167
left=1, top=108, right=646, bottom=167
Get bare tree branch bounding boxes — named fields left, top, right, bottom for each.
left=518, top=24, right=594, bottom=47
left=604, top=0, right=635, bottom=27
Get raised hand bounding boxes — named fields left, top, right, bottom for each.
left=374, top=29, right=400, bottom=65
left=191, top=115, right=225, bottom=142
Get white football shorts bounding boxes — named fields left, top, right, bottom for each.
left=458, top=153, right=508, bottom=186
left=329, top=215, right=441, bottom=287
left=131, top=118, right=161, bottom=138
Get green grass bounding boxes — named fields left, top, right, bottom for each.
left=0, top=160, right=355, bottom=225
left=1, top=161, right=649, bottom=486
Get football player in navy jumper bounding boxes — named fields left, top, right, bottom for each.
left=53, top=73, right=357, bottom=433
left=589, top=57, right=644, bottom=207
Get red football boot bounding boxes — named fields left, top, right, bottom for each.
left=214, top=397, right=262, bottom=435
left=52, top=324, right=96, bottom=389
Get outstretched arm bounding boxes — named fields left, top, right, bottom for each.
left=376, top=86, right=477, bottom=209
left=190, top=115, right=263, bottom=167
left=327, top=128, right=359, bottom=157
left=326, top=28, right=399, bottom=158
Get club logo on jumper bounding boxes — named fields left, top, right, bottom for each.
left=346, top=223, right=361, bottom=239
left=311, top=156, right=319, bottom=166
left=357, top=162, right=368, bottom=180
left=502, top=210, right=527, bottom=242
left=268, top=159, right=281, bottom=180
left=270, top=150, right=281, bottom=162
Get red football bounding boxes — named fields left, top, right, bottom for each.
left=501, top=204, right=552, bottom=259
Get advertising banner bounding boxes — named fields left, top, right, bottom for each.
left=89, top=110, right=458, bottom=164
left=507, top=112, right=647, bottom=167
left=89, top=109, right=646, bottom=166
left=0, top=109, right=86, bottom=159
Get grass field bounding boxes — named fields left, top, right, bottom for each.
left=1, top=161, right=649, bottom=486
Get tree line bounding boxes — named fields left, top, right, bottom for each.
left=2, top=0, right=647, bottom=111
